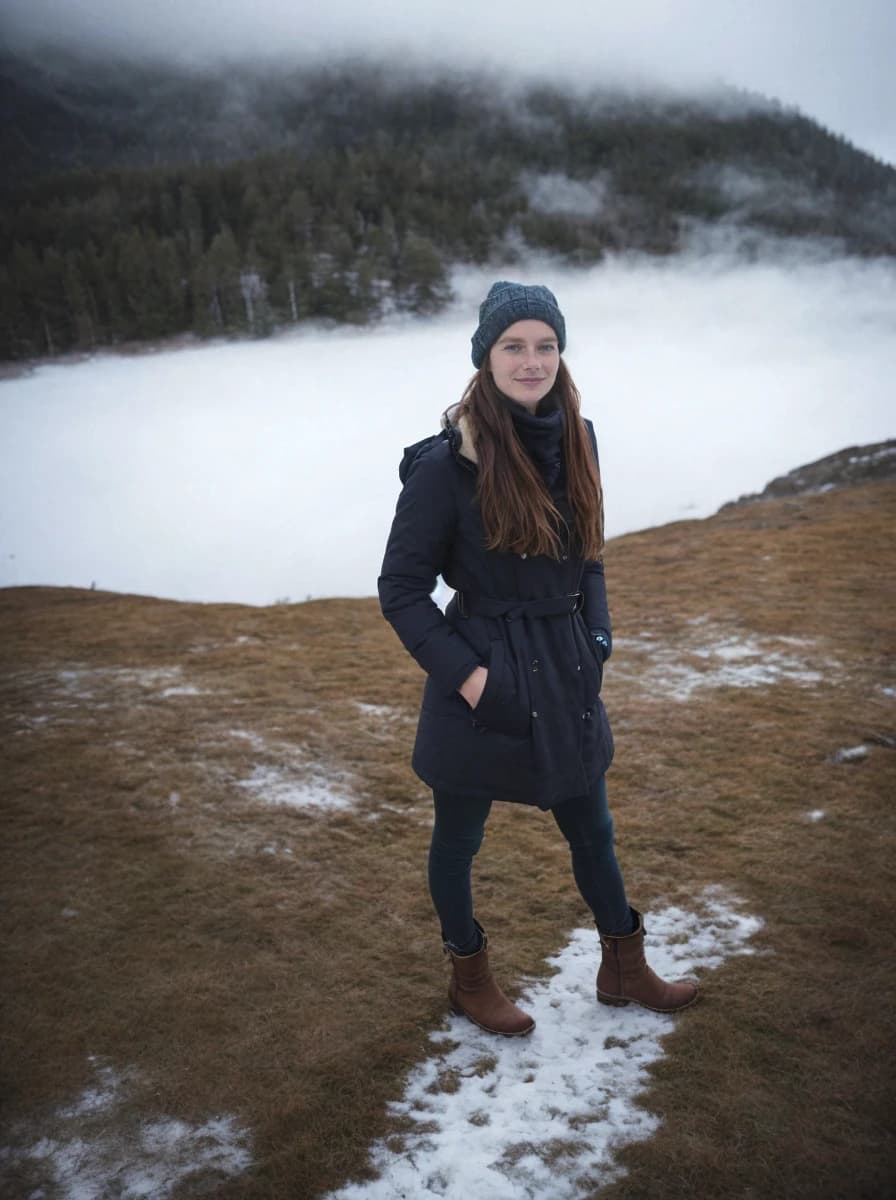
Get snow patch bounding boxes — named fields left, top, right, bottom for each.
left=236, top=763, right=355, bottom=813
left=228, top=727, right=269, bottom=751
left=830, top=744, right=870, bottom=763
left=2, top=1057, right=251, bottom=1199
left=57, top=666, right=182, bottom=693
left=326, top=888, right=762, bottom=1200
left=228, top=727, right=359, bottom=812
left=57, top=1059, right=128, bottom=1120
left=54, top=666, right=200, bottom=703
left=805, top=809, right=826, bottom=822
left=16, top=714, right=51, bottom=732
left=612, top=624, right=828, bottom=701
left=848, top=446, right=895, bottom=466
left=354, top=701, right=405, bottom=720
left=373, top=801, right=412, bottom=815
left=260, top=841, right=294, bottom=856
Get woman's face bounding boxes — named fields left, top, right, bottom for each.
left=487, top=319, right=560, bottom=412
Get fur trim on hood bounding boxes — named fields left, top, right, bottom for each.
left=441, top=403, right=478, bottom=465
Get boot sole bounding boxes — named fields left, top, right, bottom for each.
left=449, top=1001, right=535, bottom=1037
left=597, top=990, right=699, bottom=1013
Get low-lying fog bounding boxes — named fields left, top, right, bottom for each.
left=1, top=251, right=893, bottom=605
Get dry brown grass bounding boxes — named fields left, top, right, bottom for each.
left=2, top=480, right=895, bottom=1199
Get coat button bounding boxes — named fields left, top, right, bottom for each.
left=582, top=709, right=593, bottom=720
left=531, top=710, right=538, bottom=718
left=561, top=553, right=568, bottom=560
left=531, top=659, right=539, bottom=672
left=576, top=663, right=581, bottom=672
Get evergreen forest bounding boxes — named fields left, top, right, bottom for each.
left=2, top=51, right=895, bottom=363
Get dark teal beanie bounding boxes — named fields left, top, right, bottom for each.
left=471, top=280, right=566, bottom=368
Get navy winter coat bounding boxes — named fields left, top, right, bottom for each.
left=378, top=407, right=614, bottom=809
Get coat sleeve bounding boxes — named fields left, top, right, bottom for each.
left=582, top=419, right=612, bottom=658
left=378, top=448, right=482, bottom=696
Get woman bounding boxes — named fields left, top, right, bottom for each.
left=378, top=281, right=697, bottom=1037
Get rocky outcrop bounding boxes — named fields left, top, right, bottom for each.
left=719, top=440, right=896, bottom=510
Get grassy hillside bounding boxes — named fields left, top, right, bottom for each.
left=1, top=478, right=894, bottom=1197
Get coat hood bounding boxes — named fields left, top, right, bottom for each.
left=397, top=405, right=478, bottom=484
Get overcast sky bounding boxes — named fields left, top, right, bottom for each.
left=3, top=0, right=894, bottom=165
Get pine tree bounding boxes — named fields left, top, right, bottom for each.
left=153, top=237, right=187, bottom=334
left=6, top=244, right=43, bottom=358
left=394, top=233, right=451, bottom=314
left=38, top=247, right=68, bottom=355
left=179, top=183, right=205, bottom=262
left=0, top=263, right=30, bottom=359
left=203, top=225, right=243, bottom=331
left=270, top=250, right=312, bottom=324
left=63, top=252, right=95, bottom=349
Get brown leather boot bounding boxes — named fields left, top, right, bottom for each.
left=597, top=908, right=698, bottom=1013
left=447, top=924, right=535, bottom=1037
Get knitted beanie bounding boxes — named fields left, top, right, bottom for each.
left=471, top=280, right=566, bottom=367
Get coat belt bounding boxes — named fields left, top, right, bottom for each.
left=456, top=591, right=583, bottom=620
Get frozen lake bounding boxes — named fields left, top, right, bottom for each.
left=1, top=254, right=893, bottom=605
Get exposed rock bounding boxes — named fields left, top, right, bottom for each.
left=719, top=440, right=896, bottom=510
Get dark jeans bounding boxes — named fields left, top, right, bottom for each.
left=429, top=775, right=633, bottom=953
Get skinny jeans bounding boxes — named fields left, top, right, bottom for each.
left=429, top=775, right=633, bottom=954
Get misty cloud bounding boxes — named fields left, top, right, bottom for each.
left=524, top=173, right=612, bottom=219
left=698, top=164, right=837, bottom=218
left=2, top=0, right=894, bottom=164
left=1, top=253, right=893, bottom=604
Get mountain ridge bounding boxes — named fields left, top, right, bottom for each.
left=2, top=50, right=894, bottom=363
left=4, top=49, right=895, bottom=183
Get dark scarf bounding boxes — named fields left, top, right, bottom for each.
left=507, top=396, right=565, bottom=490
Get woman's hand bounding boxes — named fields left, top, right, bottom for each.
left=458, top=665, right=488, bottom=709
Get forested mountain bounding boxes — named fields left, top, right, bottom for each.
left=2, top=49, right=894, bottom=363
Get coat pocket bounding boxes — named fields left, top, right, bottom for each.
left=471, top=639, right=531, bottom=738
left=575, top=615, right=604, bottom=698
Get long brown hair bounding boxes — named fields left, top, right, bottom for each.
left=459, top=359, right=604, bottom=560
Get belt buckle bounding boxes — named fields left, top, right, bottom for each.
left=570, top=591, right=584, bottom=613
